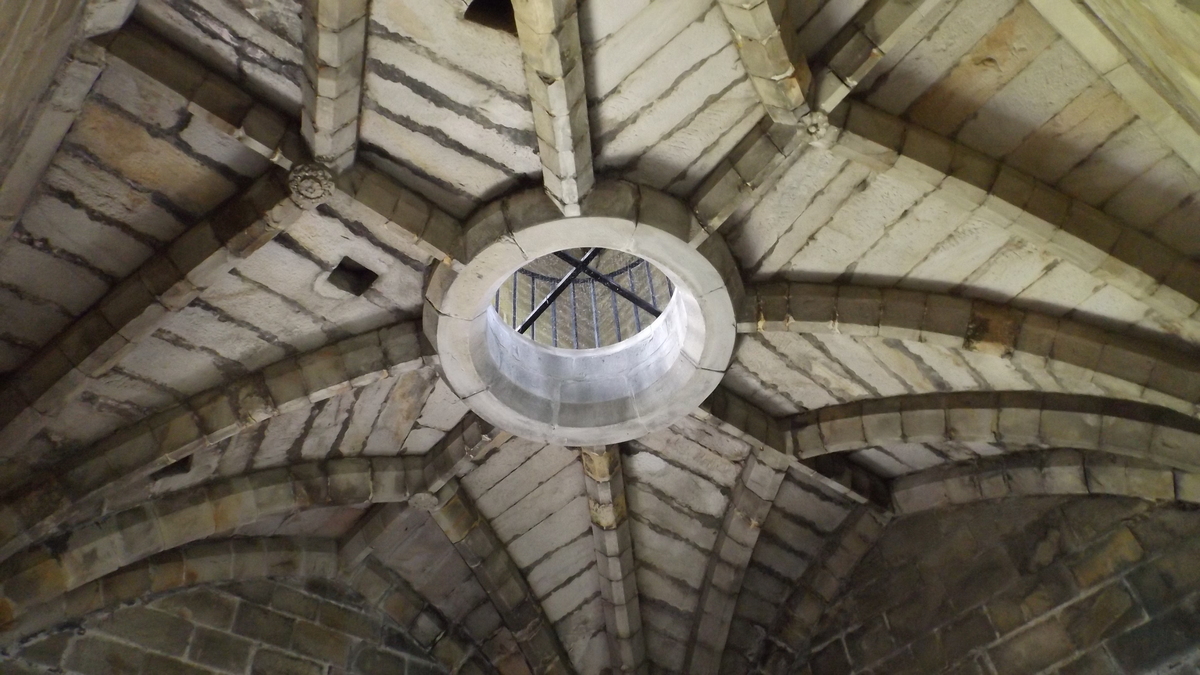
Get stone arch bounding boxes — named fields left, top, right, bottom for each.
left=0, top=320, right=428, bottom=564
left=0, top=537, right=487, bottom=674
left=0, top=459, right=429, bottom=629
left=790, top=391, right=1200, bottom=473
left=890, top=449, right=1200, bottom=515
left=741, top=282, right=1200, bottom=409
left=0, top=406, right=490, bottom=568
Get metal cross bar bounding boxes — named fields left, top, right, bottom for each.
left=519, top=248, right=604, bottom=334
left=553, top=251, right=662, bottom=318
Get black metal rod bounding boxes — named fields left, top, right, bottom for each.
left=644, top=260, right=658, bottom=307
left=511, top=272, right=518, bottom=328
left=610, top=285, right=622, bottom=342
left=628, top=267, right=642, bottom=331
left=589, top=279, right=600, bottom=348
left=570, top=282, right=579, bottom=349
left=552, top=251, right=661, bottom=318
left=519, top=248, right=604, bottom=334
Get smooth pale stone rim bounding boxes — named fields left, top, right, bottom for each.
left=433, top=198, right=735, bottom=446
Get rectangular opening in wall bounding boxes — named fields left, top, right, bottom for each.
left=329, top=257, right=379, bottom=296
left=464, top=0, right=517, bottom=34
left=150, top=455, right=193, bottom=482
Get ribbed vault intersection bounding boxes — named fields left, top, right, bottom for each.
left=2, top=0, right=1200, bottom=674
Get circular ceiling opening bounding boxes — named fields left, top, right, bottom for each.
left=427, top=182, right=740, bottom=446
left=492, top=248, right=675, bottom=349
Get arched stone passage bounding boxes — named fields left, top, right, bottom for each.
left=791, top=391, right=1200, bottom=473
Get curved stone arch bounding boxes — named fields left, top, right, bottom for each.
left=0, top=458, right=433, bottom=627
left=0, top=537, right=336, bottom=646
left=890, top=449, right=1200, bottom=516
left=0, top=404, right=490, bottom=568
left=790, top=391, right=1200, bottom=473
left=0, top=537, right=490, bottom=674
left=740, top=282, right=1200, bottom=410
left=0, top=320, right=427, bottom=560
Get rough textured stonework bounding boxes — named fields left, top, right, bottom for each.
left=805, top=496, right=1200, bottom=675
left=5, top=579, right=447, bottom=674
left=3, top=0, right=1200, bottom=672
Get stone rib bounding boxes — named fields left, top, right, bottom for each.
left=300, top=0, right=369, bottom=172
left=740, top=281, right=1200, bottom=411
left=683, top=445, right=788, bottom=674
left=891, top=447, right=1200, bottom=514
left=788, top=391, right=1200, bottom=474
left=0, top=42, right=105, bottom=243
left=94, top=24, right=304, bottom=171
left=714, top=0, right=812, bottom=125
left=512, top=0, right=594, bottom=215
left=580, top=445, right=647, bottom=674
left=333, top=164, right=464, bottom=266
left=427, top=478, right=574, bottom=674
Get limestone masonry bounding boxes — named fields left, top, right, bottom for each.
left=1, top=0, right=1200, bottom=673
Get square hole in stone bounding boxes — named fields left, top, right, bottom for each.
left=329, top=257, right=379, bottom=296
left=464, top=0, right=517, bottom=34
left=150, top=455, right=192, bottom=482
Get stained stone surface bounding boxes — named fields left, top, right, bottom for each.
left=7, top=579, right=446, bottom=675
left=812, top=496, right=1200, bottom=675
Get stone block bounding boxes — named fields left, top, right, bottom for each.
left=1100, top=415, right=1155, bottom=456
left=819, top=405, right=866, bottom=453
left=836, top=286, right=881, bottom=336
left=1069, top=526, right=1144, bottom=588
left=189, top=390, right=240, bottom=441
left=182, top=541, right=233, bottom=583
left=878, top=288, right=926, bottom=340
left=1149, top=426, right=1200, bottom=471
left=893, top=476, right=949, bottom=513
left=901, top=404, right=946, bottom=444
left=1041, top=410, right=1100, bottom=451
left=1177, top=472, right=1200, bottom=504
left=64, top=636, right=146, bottom=675
left=263, top=358, right=309, bottom=413
left=988, top=619, right=1075, bottom=675
left=235, top=602, right=296, bottom=648
left=327, top=459, right=372, bottom=504
left=921, top=295, right=971, bottom=347
left=252, top=648, right=324, bottom=675
left=298, top=346, right=351, bottom=401
left=189, top=627, right=254, bottom=673
left=98, top=606, right=195, bottom=656
left=153, top=488, right=215, bottom=549
left=1107, top=604, right=1200, bottom=673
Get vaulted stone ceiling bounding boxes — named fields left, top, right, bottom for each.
left=2, top=1, right=1200, bottom=674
